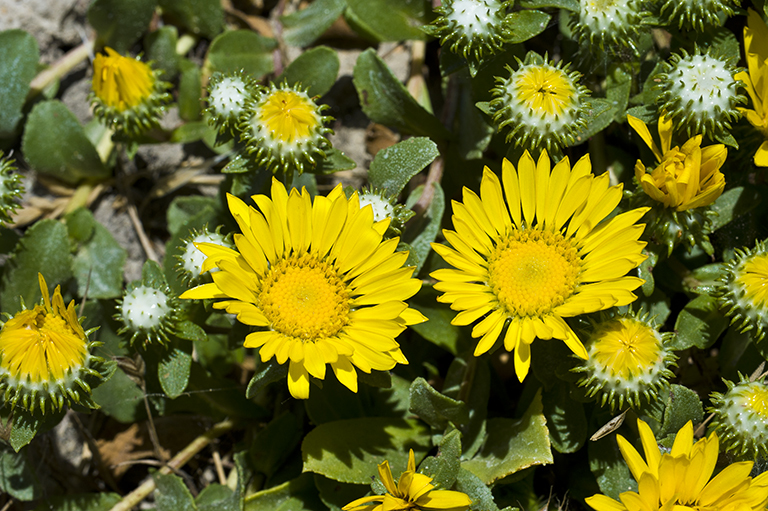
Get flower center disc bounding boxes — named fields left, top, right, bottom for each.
left=259, top=254, right=350, bottom=340
left=744, top=386, right=768, bottom=418
left=259, top=90, right=317, bottom=142
left=736, top=254, right=768, bottom=308
left=488, top=229, right=580, bottom=317
left=591, top=319, right=661, bottom=378
left=514, top=67, right=575, bottom=116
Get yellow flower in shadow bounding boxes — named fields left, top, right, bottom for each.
left=92, top=48, right=155, bottom=112
left=343, top=450, right=472, bottom=511
left=628, top=115, right=726, bottom=211
left=586, top=419, right=768, bottom=511
left=736, top=9, right=768, bottom=167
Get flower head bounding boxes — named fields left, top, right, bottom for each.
left=431, top=150, right=649, bottom=382
left=90, top=47, right=171, bottom=136
left=715, top=239, right=768, bottom=341
left=0, top=151, right=24, bottom=226
left=0, top=274, right=107, bottom=414
left=659, top=0, right=740, bottom=31
left=491, top=53, right=590, bottom=153
left=176, top=227, right=232, bottom=285
left=342, top=449, right=471, bottom=511
left=656, top=49, right=744, bottom=139
left=586, top=419, right=768, bottom=511
left=206, top=71, right=258, bottom=134
left=735, top=9, right=768, bottom=167
left=628, top=115, right=726, bottom=212
left=427, top=0, right=514, bottom=62
left=358, top=188, right=414, bottom=237
left=240, top=82, right=332, bottom=174
left=574, top=311, right=676, bottom=410
left=709, top=375, right=768, bottom=459
left=571, top=0, right=647, bottom=56
left=181, top=179, right=426, bottom=399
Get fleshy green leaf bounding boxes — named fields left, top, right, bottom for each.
left=660, top=384, right=704, bottom=438
left=344, top=0, right=430, bottom=42
left=158, top=339, right=193, bottom=399
left=409, top=377, right=469, bottom=429
left=410, top=285, right=462, bottom=355
left=542, top=382, right=588, bottom=454
left=178, top=59, right=203, bottom=121
left=91, top=367, right=145, bottom=423
left=0, top=30, right=39, bottom=139
left=316, top=149, right=357, bottom=174
left=246, top=359, right=289, bottom=399
left=462, top=390, right=553, bottom=484
left=570, top=99, right=615, bottom=146
left=281, top=0, right=346, bottom=48
left=589, top=432, right=637, bottom=500
left=196, top=484, right=236, bottom=511
left=455, top=467, right=500, bottom=511
left=0, top=443, right=43, bottom=500
left=0, top=219, right=73, bottom=314
left=158, top=0, right=224, bottom=39
left=66, top=208, right=128, bottom=300
left=368, top=137, right=439, bottom=197
left=518, top=0, right=579, bottom=10
left=418, top=428, right=462, bottom=490
left=503, top=11, right=551, bottom=44
left=302, top=417, right=430, bottom=484
left=277, top=46, right=339, bottom=98
left=250, top=413, right=303, bottom=478
left=314, top=475, right=368, bottom=511
left=32, top=493, right=122, bottom=511
left=244, top=473, right=325, bottom=511
left=709, top=186, right=762, bottom=230
left=145, top=25, right=180, bottom=80
left=353, top=49, right=450, bottom=141
left=87, top=0, right=157, bottom=53
left=671, top=294, right=729, bottom=350
left=22, top=100, right=109, bottom=184
left=206, top=30, right=276, bottom=78
left=9, top=409, right=41, bottom=452
left=154, top=472, right=198, bottom=511
left=403, top=183, right=445, bottom=273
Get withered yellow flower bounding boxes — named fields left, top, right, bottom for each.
left=92, top=47, right=155, bottom=112
left=628, top=115, right=726, bottom=211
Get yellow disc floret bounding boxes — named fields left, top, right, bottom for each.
left=0, top=274, right=108, bottom=414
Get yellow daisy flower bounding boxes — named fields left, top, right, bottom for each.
left=0, top=274, right=105, bottom=413
left=585, top=419, right=768, bottom=511
left=431, top=150, right=649, bottom=382
left=628, top=115, right=726, bottom=212
left=736, top=9, right=768, bottom=167
left=181, top=179, right=425, bottom=399
left=90, top=47, right=170, bottom=135
left=342, top=449, right=472, bottom=511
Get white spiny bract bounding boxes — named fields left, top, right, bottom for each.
left=659, top=0, right=740, bottom=31
left=709, top=376, right=768, bottom=459
left=572, top=0, right=646, bottom=56
left=206, top=71, right=257, bottom=134
left=428, top=0, right=513, bottom=62
left=656, top=50, right=745, bottom=139
left=179, top=229, right=229, bottom=282
left=0, top=152, right=23, bottom=226
left=358, top=192, right=394, bottom=224
left=118, top=284, right=179, bottom=346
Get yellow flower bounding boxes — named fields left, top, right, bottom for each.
left=92, top=47, right=155, bottom=112
left=342, top=449, right=472, bottom=511
left=0, top=274, right=103, bottom=413
left=736, top=9, right=768, bottom=167
left=586, top=419, right=768, bottom=511
left=515, top=65, right=577, bottom=117
left=181, top=179, right=425, bottom=399
left=716, top=240, right=768, bottom=341
left=710, top=376, right=768, bottom=459
left=259, top=89, right=319, bottom=143
left=431, top=150, right=649, bottom=382
left=628, top=115, right=726, bottom=211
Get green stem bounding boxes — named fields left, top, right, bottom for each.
left=107, top=418, right=238, bottom=511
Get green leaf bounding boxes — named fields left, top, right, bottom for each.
left=178, top=59, right=202, bottom=121
left=305, top=373, right=411, bottom=424
left=504, top=11, right=551, bottom=44
left=443, top=356, right=490, bottom=459
left=32, top=493, right=122, bottom=511
left=22, top=100, right=109, bottom=184
left=0, top=443, right=43, bottom=500
left=158, top=339, right=193, bottom=399
left=462, top=390, right=553, bottom=484
left=277, top=46, right=339, bottom=98
left=142, top=259, right=169, bottom=289
left=281, top=0, right=346, bottom=47
left=709, top=186, right=762, bottom=230
left=0, top=219, right=72, bottom=314
left=0, top=30, right=39, bottom=139
left=368, top=137, right=439, bottom=197
left=250, top=413, right=303, bottom=477
left=66, top=208, right=128, bottom=300
left=244, top=473, right=325, bottom=511
left=196, top=484, right=236, bottom=511
left=570, top=99, right=615, bottom=146
left=671, top=294, right=729, bottom=350
left=638, top=248, right=658, bottom=297
left=418, top=428, right=462, bottom=490
left=206, top=30, right=276, bottom=78
left=87, top=0, right=157, bottom=52
left=171, top=121, right=210, bottom=144
left=606, top=64, right=632, bottom=122
left=410, top=285, right=462, bottom=355
left=409, top=377, right=469, bottom=429
left=9, top=408, right=64, bottom=452
left=659, top=384, right=704, bottom=438
left=174, top=320, right=208, bottom=342
left=344, top=0, right=429, bottom=42
left=302, top=417, right=430, bottom=484
left=166, top=195, right=219, bottom=236
left=246, top=358, right=289, bottom=398
left=685, top=263, right=725, bottom=295
left=518, top=0, right=579, bottom=11
left=402, top=183, right=445, bottom=273
left=542, top=382, right=587, bottom=454
left=316, top=149, right=357, bottom=174
left=454, top=468, right=500, bottom=511
left=91, top=366, right=145, bottom=423
left=353, top=49, right=450, bottom=141
left=158, top=0, right=224, bottom=39
left=154, top=472, right=198, bottom=511
left=314, top=475, right=368, bottom=511
left=589, top=433, right=637, bottom=500
left=145, top=25, right=180, bottom=80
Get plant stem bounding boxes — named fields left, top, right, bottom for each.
left=108, top=418, right=238, bottom=511
left=27, top=39, right=95, bottom=100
